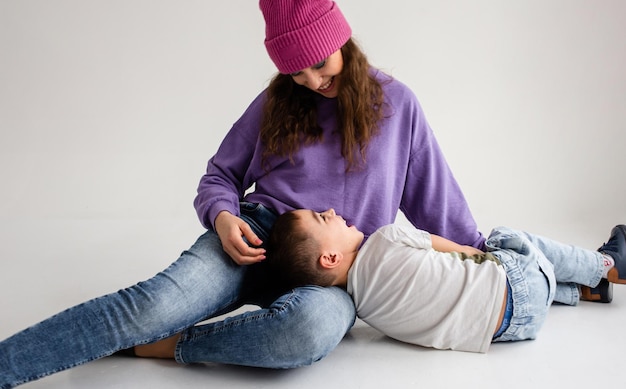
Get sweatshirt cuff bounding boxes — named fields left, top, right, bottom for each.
left=207, top=200, right=241, bottom=230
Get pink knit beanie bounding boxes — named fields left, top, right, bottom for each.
left=260, top=0, right=352, bottom=74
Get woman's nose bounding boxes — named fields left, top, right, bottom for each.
left=303, top=71, right=322, bottom=89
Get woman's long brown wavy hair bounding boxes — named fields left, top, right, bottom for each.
left=260, top=38, right=385, bottom=171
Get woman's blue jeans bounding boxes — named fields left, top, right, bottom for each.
left=0, top=203, right=356, bottom=388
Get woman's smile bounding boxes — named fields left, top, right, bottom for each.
left=318, top=76, right=336, bottom=94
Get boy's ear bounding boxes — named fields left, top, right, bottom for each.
left=319, top=250, right=344, bottom=269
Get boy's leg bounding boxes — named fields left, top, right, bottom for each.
left=526, top=224, right=626, bottom=303
left=0, top=230, right=246, bottom=388
left=490, top=227, right=604, bottom=285
left=486, top=227, right=603, bottom=306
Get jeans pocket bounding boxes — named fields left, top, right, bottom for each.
left=240, top=201, right=262, bottom=214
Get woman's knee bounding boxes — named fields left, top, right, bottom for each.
left=273, top=286, right=356, bottom=365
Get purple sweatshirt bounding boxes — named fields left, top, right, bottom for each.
left=194, top=70, right=485, bottom=248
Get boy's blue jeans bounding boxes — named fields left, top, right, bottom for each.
left=488, top=227, right=604, bottom=343
left=0, top=203, right=356, bottom=388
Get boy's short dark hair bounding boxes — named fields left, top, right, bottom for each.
left=266, top=211, right=335, bottom=289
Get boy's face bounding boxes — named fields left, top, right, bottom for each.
left=293, top=208, right=364, bottom=254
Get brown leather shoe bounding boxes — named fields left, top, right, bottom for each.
left=580, top=279, right=613, bottom=303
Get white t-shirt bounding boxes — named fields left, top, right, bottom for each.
left=347, top=224, right=506, bottom=353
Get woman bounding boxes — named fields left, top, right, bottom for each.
left=0, top=1, right=484, bottom=387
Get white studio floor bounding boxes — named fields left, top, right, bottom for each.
left=2, top=218, right=626, bottom=389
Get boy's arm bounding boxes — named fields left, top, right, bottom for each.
left=430, top=234, right=484, bottom=256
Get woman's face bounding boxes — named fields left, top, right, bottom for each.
left=289, top=49, right=343, bottom=98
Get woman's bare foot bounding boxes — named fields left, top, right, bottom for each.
left=134, top=334, right=181, bottom=359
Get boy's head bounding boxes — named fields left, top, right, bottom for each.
left=267, top=208, right=364, bottom=289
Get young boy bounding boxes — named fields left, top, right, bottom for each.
left=266, top=209, right=626, bottom=353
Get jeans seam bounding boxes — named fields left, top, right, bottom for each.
left=196, top=290, right=296, bottom=339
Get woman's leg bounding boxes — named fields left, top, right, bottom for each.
left=0, top=231, right=244, bottom=388
left=164, top=202, right=357, bottom=368
left=140, top=202, right=358, bottom=368
left=1, top=202, right=356, bottom=386
left=176, top=285, right=356, bottom=368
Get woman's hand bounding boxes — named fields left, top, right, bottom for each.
left=214, top=211, right=266, bottom=265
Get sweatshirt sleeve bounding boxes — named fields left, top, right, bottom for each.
left=193, top=92, right=266, bottom=230
left=399, top=95, right=485, bottom=249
